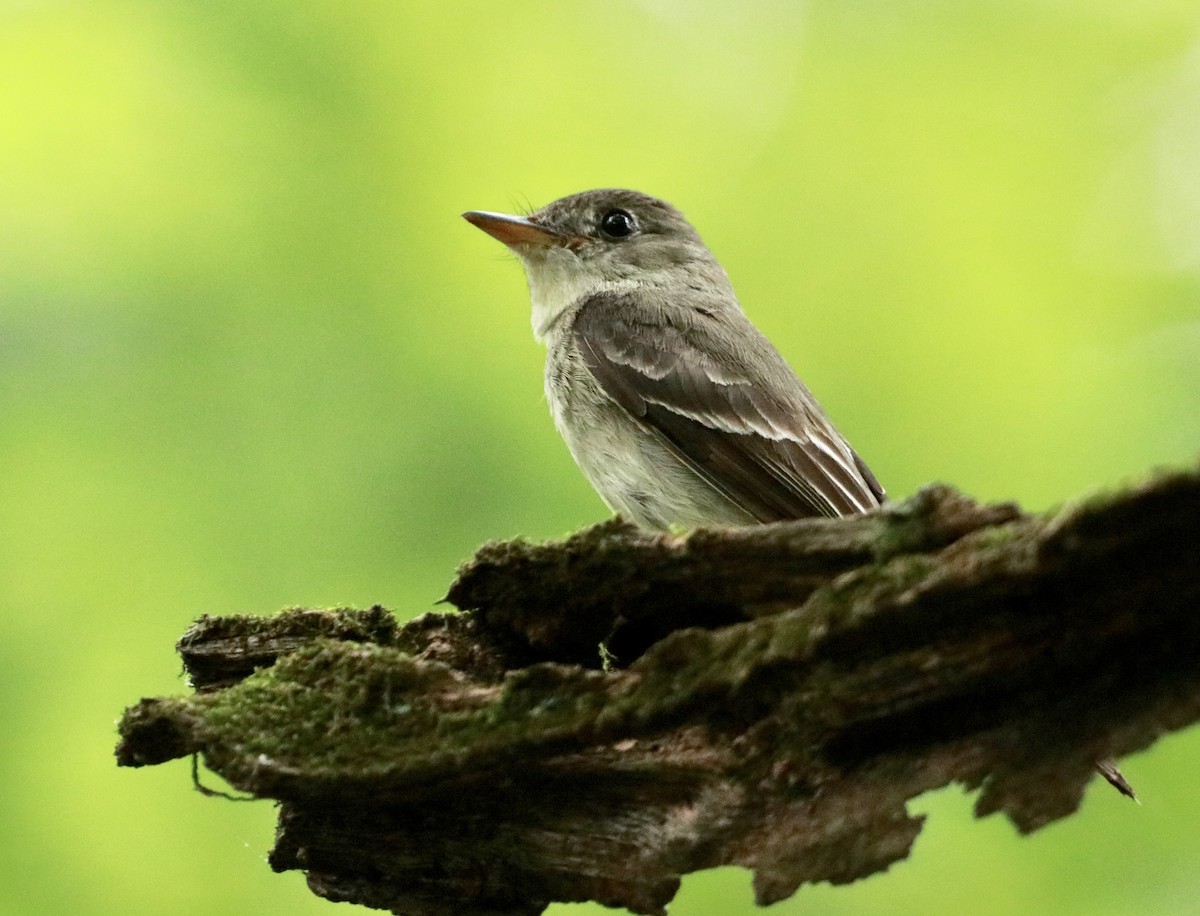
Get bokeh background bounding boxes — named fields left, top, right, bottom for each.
left=3, top=1, right=1199, bottom=914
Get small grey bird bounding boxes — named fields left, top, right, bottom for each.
left=463, top=189, right=884, bottom=530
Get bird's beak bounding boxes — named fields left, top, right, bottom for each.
left=462, top=210, right=572, bottom=250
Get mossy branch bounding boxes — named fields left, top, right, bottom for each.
left=116, top=461, right=1200, bottom=916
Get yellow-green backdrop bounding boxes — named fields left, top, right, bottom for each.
left=3, top=2, right=1199, bottom=914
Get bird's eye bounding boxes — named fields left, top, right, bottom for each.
left=599, top=209, right=636, bottom=239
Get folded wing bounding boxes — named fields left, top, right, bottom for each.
left=572, top=292, right=885, bottom=520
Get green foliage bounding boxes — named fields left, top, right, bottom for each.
left=2, top=2, right=1198, bottom=914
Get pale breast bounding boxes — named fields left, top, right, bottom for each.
left=544, top=333, right=755, bottom=529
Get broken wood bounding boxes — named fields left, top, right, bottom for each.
left=116, top=461, right=1200, bottom=915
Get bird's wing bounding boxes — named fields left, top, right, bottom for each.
left=571, top=292, right=885, bottom=521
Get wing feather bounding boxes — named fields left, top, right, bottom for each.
left=572, top=292, right=884, bottom=521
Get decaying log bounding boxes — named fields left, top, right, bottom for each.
left=116, top=461, right=1200, bottom=915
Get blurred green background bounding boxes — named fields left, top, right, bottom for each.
left=3, top=1, right=1199, bottom=914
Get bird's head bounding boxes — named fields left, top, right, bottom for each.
left=464, top=189, right=733, bottom=339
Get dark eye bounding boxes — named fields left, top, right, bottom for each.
left=599, top=209, right=636, bottom=239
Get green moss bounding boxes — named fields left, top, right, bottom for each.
left=969, top=522, right=1025, bottom=548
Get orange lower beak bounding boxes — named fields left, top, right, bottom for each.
left=462, top=210, right=569, bottom=249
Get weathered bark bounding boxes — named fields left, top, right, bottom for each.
left=116, top=461, right=1200, bottom=916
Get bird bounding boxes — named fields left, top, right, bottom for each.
left=463, top=189, right=884, bottom=530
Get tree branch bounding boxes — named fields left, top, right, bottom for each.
left=116, top=461, right=1200, bottom=915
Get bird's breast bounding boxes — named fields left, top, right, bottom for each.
left=543, top=334, right=756, bottom=530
